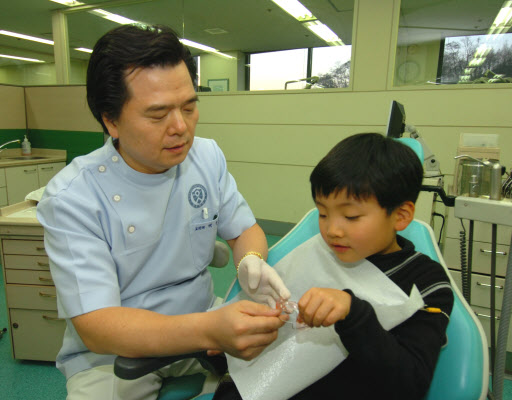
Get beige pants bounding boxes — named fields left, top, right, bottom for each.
left=66, top=358, right=206, bottom=400
left=66, top=299, right=224, bottom=399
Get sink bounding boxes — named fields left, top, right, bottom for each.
left=5, top=156, right=48, bottom=160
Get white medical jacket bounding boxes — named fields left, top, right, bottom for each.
left=37, top=137, right=256, bottom=379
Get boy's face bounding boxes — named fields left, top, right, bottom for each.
left=315, top=190, right=410, bottom=263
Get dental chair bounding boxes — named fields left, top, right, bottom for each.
left=115, top=139, right=489, bottom=400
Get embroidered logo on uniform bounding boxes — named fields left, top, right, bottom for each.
left=188, top=184, right=207, bottom=208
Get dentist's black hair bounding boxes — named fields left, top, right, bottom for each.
left=86, top=24, right=197, bottom=136
left=310, top=133, right=423, bottom=214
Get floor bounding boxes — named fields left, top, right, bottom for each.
left=1, top=234, right=512, bottom=399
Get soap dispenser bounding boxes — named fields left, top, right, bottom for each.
left=22, top=135, right=31, bottom=156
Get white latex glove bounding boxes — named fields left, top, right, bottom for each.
left=238, top=255, right=291, bottom=308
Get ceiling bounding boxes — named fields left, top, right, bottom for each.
left=0, top=0, right=508, bottom=67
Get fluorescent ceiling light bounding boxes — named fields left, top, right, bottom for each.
left=271, top=0, right=342, bottom=46
left=493, top=4, right=512, bottom=26
left=88, top=9, right=138, bottom=25
left=75, top=47, right=93, bottom=53
left=303, top=21, right=343, bottom=46
left=271, top=0, right=315, bottom=21
left=48, top=1, right=235, bottom=60
left=50, top=0, right=137, bottom=25
left=180, top=39, right=235, bottom=59
left=0, top=54, right=44, bottom=63
left=0, top=30, right=54, bottom=45
left=49, top=0, right=83, bottom=5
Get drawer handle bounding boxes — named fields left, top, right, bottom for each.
left=476, top=312, right=501, bottom=320
left=42, top=315, right=63, bottom=321
left=38, top=276, right=53, bottom=283
left=480, top=249, right=507, bottom=256
left=24, top=169, right=37, bottom=174
left=39, top=292, right=56, bottom=298
left=476, top=282, right=504, bottom=290
left=40, top=167, right=54, bottom=171
left=37, top=262, right=50, bottom=268
left=36, top=246, right=45, bottom=251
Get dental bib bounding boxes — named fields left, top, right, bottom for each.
left=225, top=234, right=424, bottom=400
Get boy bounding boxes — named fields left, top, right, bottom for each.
left=215, top=133, right=453, bottom=400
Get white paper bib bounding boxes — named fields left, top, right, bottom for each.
left=225, top=234, right=425, bottom=400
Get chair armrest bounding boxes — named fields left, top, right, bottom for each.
left=114, top=351, right=227, bottom=380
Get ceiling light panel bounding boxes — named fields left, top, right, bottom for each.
left=0, top=54, right=44, bottom=62
left=271, top=0, right=316, bottom=21
left=0, top=30, right=54, bottom=45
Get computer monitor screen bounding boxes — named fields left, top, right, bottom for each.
left=386, top=100, right=406, bottom=138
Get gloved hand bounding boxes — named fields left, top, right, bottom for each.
left=238, top=254, right=291, bottom=308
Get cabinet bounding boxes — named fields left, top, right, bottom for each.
left=4, top=161, right=65, bottom=205
left=0, top=201, right=66, bottom=361
left=442, top=207, right=512, bottom=351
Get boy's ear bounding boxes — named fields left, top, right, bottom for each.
left=394, top=201, right=415, bottom=232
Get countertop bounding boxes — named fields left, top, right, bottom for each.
left=0, top=200, right=42, bottom=236
left=0, top=200, right=39, bottom=225
left=0, top=148, right=66, bottom=167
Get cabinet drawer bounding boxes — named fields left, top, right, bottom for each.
left=2, top=239, right=46, bottom=256
left=472, top=304, right=512, bottom=352
left=9, top=308, right=65, bottom=361
left=443, top=237, right=509, bottom=276
left=450, top=270, right=505, bottom=310
left=3, top=254, right=50, bottom=270
left=6, top=284, right=57, bottom=310
left=5, top=269, right=54, bottom=285
left=37, top=162, right=65, bottom=187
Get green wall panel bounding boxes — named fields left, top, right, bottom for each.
left=27, top=129, right=103, bottom=164
left=0, top=129, right=27, bottom=149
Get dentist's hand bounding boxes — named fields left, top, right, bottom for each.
left=238, top=255, right=291, bottom=308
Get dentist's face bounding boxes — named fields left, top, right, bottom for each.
left=103, top=61, right=199, bottom=174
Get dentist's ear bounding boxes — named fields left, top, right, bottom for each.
left=394, top=201, right=415, bottom=232
left=102, top=115, right=119, bottom=139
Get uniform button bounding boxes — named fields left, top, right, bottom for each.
left=98, top=165, right=106, bottom=172
left=113, top=194, right=121, bottom=202
left=112, top=156, right=119, bottom=162
left=128, top=225, right=136, bottom=233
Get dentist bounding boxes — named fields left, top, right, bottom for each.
left=37, top=24, right=289, bottom=400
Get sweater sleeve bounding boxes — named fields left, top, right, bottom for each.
left=333, top=277, right=453, bottom=399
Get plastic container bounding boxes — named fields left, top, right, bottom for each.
left=22, top=135, right=31, bottom=156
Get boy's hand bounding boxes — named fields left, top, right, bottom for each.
left=238, top=256, right=291, bottom=308
left=298, top=288, right=352, bottom=327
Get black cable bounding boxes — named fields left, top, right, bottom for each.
left=431, top=212, right=445, bottom=245
left=459, top=229, right=470, bottom=303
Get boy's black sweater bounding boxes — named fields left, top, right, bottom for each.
left=214, top=235, right=454, bottom=400
left=291, top=235, right=454, bottom=400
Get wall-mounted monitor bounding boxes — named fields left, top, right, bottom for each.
left=386, top=100, right=406, bottom=138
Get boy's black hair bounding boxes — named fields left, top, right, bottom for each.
left=86, top=24, right=197, bottom=136
left=310, top=133, right=423, bottom=214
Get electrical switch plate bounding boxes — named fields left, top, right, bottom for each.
left=454, top=196, right=512, bottom=227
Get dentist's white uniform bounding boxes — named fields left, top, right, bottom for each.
left=37, top=137, right=255, bottom=398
